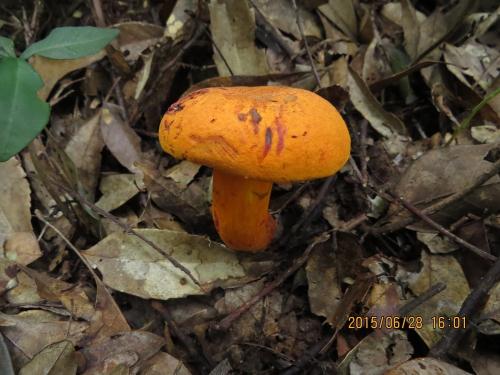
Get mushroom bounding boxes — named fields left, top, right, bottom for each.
left=159, top=86, right=350, bottom=252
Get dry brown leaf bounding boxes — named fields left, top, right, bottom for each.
left=65, top=113, right=104, bottom=201
left=31, top=52, right=106, bottom=101
left=319, top=0, right=357, bottom=40
left=100, top=104, right=144, bottom=174
left=164, top=161, right=201, bottom=189
left=82, top=229, right=247, bottom=300
left=79, top=331, right=163, bottom=375
left=383, top=143, right=500, bottom=231
left=385, top=357, right=472, bottom=375
left=0, top=310, right=88, bottom=359
left=19, top=340, right=77, bottom=375
left=95, top=174, right=140, bottom=212
left=0, top=158, right=41, bottom=265
left=140, top=352, right=191, bottom=375
left=115, top=22, right=164, bottom=63
left=338, top=330, right=413, bottom=375
left=209, top=0, right=269, bottom=76
left=407, top=252, right=470, bottom=346
left=305, top=241, right=341, bottom=325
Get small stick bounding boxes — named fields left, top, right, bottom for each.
left=215, top=234, right=330, bottom=331
left=429, top=255, right=500, bottom=358
left=372, top=158, right=500, bottom=234
left=291, top=0, right=322, bottom=88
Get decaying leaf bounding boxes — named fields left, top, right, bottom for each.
left=382, top=143, right=500, bottom=231
left=0, top=310, right=88, bottom=359
left=79, top=331, right=163, bottom=374
left=472, top=125, right=500, bottom=144
left=31, top=52, right=106, bottom=101
left=141, top=351, right=191, bottom=375
left=306, top=241, right=341, bottom=325
left=19, top=340, right=77, bottom=375
left=319, top=0, right=358, bottom=40
left=209, top=0, right=269, bottom=76
left=95, top=174, right=140, bottom=212
left=386, top=357, right=473, bottom=375
left=100, top=104, right=145, bottom=174
left=82, top=229, right=246, bottom=299
left=65, top=112, right=104, bottom=201
left=164, top=161, right=201, bottom=189
left=417, top=232, right=459, bottom=254
left=0, top=157, right=41, bottom=265
left=407, top=252, right=470, bottom=346
left=338, top=330, right=413, bottom=375
left=115, top=22, right=164, bottom=63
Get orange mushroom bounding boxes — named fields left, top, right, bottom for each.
left=159, top=86, right=350, bottom=252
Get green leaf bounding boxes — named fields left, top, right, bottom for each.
left=0, top=36, right=15, bottom=58
left=0, top=58, right=50, bottom=161
left=20, top=26, right=119, bottom=60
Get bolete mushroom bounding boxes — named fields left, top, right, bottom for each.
left=159, top=86, right=350, bottom=252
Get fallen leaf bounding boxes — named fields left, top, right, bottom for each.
left=306, top=241, right=341, bottom=325
left=0, top=259, right=17, bottom=296
left=165, top=0, right=198, bottom=39
left=382, top=143, right=500, bottom=231
left=141, top=351, right=191, bottom=375
left=19, top=340, right=77, bottom=375
left=100, top=104, right=144, bottom=174
left=0, top=157, right=41, bottom=265
left=338, top=330, right=413, bottom=375
left=318, top=0, right=357, bottom=40
left=407, top=252, right=470, bottom=346
left=417, top=232, right=459, bottom=254
left=80, top=331, right=163, bottom=374
left=209, top=0, right=269, bottom=76
left=470, top=351, right=500, bottom=375
left=444, top=41, right=500, bottom=92
left=65, top=112, right=104, bottom=201
left=82, top=229, right=246, bottom=299
left=115, top=22, right=164, bottom=63
left=385, top=357, right=472, bottom=375
left=471, top=125, right=500, bottom=144
left=31, top=52, right=106, bottom=101
left=0, top=310, right=88, bottom=359
left=164, top=161, right=201, bottom=189
left=95, top=174, right=140, bottom=212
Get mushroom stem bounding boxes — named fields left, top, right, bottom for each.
left=211, top=169, right=276, bottom=252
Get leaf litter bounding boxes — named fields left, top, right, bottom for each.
left=0, top=0, right=499, bottom=374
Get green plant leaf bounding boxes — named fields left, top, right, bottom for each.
left=0, top=58, right=50, bottom=161
left=20, top=26, right=119, bottom=60
left=0, top=36, right=15, bottom=58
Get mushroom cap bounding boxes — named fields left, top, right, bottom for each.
left=159, top=86, right=350, bottom=182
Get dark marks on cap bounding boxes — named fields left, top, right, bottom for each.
left=263, top=127, right=273, bottom=159
left=249, top=108, right=262, bottom=134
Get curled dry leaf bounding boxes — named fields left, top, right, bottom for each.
left=0, top=158, right=41, bottom=265
left=82, top=229, right=247, bottom=300
left=209, top=0, right=269, bottom=76
left=19, top=340, right=77, bottom=375
left=385, top=357, right=473, bottom=375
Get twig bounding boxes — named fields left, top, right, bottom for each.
left=371, top=158, right=500, bottom=235
left=291, top=0, right=322, bottom=88
left=151, top=301, right=211, bottom=368
left=283, top=282, right=446, bottom=374
left=429, top=255, right=500, bottom=358
left=52, top=183, right=203, bottom=290
left=215, top=233, right=330, bottom=331
left=376, top=190, right=496, bottom=262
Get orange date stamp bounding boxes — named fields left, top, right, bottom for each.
left=347, top=315, right=468, bottom=330
left=347, top=315, right=424, bottom=329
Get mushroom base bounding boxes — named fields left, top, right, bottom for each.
left=211, top=169, right=276, bottom=252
